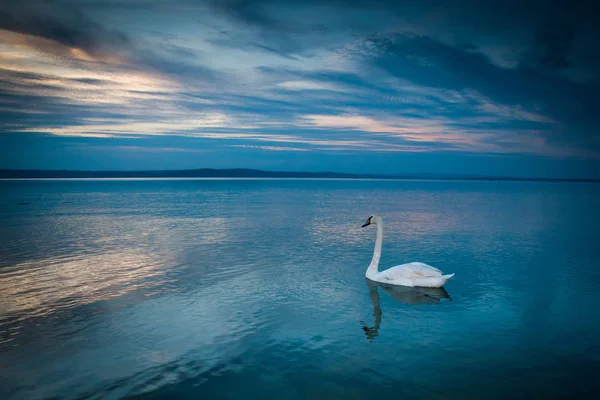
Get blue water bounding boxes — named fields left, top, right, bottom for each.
left=1, top=179, right=599, bottom=399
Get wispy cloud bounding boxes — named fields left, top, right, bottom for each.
left=232, top=145, right=310, bottom=152
left=277, top=80, right=341, bottom=91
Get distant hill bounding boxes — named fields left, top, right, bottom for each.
left=0, top=168, right=384, bottom=179
left=0, top=168, right=597, bottom=182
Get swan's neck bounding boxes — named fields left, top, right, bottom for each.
left=366, top=222, right=383, bottom=278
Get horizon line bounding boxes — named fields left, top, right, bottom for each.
left=0, top=168, right=598, bottom=183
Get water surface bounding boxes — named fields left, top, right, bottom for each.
left=1, top=179, right=599, bottom=399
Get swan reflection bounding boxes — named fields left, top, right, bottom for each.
left=361, top=279, right=451, bottom=342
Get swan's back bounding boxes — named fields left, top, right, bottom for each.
left=375, top=261, right=441, bottom=283
left=396, top=262, right=442, bottom=277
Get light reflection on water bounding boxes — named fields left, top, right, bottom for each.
left=1, top=179, right=599, bottom=399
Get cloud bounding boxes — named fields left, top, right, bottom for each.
left=299, top=112, right=580, bottom=157
left=338, top=31, right=599, bottom=150
left=277, top=80, right=340, bottom=91
left=0, top=3, right=129, bottom=65
left=302, top=114, right=443, bottom=136
left=232, top=145, right=310, bottom=152
left=525, top=22, right=576, bottom=71
left=1, top=0, right=599, bottom=174
left=0, top=2, right=220, bottom=82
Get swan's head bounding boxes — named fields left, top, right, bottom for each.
left=361, top=215, right=380, bottom=228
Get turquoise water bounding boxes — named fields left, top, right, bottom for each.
left=1, top=179, right=599, bottom=399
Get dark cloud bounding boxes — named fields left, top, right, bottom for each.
left=205, top=0, right=276, bottom=28
left=523, top=22, right=576, bottom=71
left=342, top=31, right=600, bottom=150
left=0, top=1, right=220, bottom=82
left=195, top=0, right=600, bottom=78
left=0, top=1, right=130, bottom=57
left=71, top=78, right=106, bottom=85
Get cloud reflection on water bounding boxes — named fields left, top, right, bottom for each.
left=0, top=250, right=172, bottom=324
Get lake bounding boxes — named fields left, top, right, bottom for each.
left=1, top=179, right=599, bottom=399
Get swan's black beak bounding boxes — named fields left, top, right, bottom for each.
left=362, top=216, right=373, bottom=228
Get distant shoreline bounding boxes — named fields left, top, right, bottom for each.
left=0, top=168, right=598, bottom=183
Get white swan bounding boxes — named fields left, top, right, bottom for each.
left=361, top=215, right=454, bottom=288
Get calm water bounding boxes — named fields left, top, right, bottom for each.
left=1, top=179, right=599, bottom=399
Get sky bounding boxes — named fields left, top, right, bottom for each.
left=1, top=0, right=599, bottom=178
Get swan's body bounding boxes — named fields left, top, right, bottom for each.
left=362, top=215, right=454, bottom=288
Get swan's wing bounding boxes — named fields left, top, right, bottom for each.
left=405, top=262, right=442, bottom=275
left=381, top=262, right=442, bottom=280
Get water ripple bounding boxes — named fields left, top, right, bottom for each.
left=1, top=179, right=599, bottom=399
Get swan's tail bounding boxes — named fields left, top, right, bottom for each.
left=415, top=273, right=455, bottom=288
